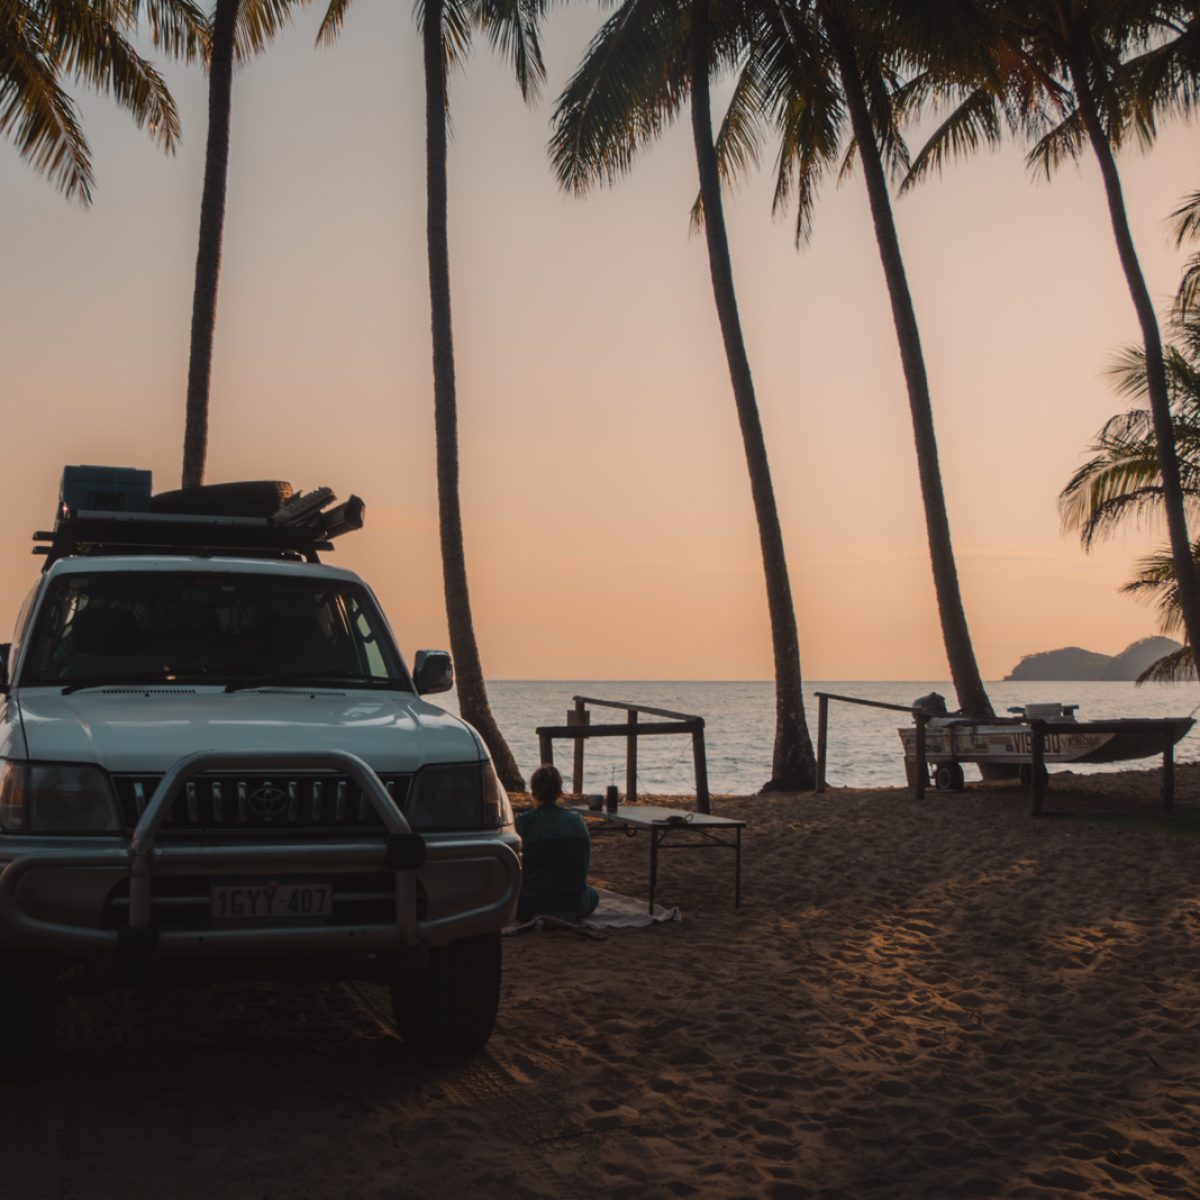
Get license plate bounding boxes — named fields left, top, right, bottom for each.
left=210, top=878, right=333, bottom=922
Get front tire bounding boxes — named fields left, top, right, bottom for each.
left=390, top=932, right=502, bottom=1059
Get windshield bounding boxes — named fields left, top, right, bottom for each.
left=20, top=571, right=411, bottom=691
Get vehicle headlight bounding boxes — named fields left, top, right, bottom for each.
left=407, top=762, right=512, bottom=831
left=481, top=760, right=514, bottom=829
left=0, top=761, right=120, bottom=834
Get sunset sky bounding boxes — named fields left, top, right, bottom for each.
left=2, top=3, right=1198, bottom=685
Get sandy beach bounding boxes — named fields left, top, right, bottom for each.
left=4, top=766, right=1199, bottom=1199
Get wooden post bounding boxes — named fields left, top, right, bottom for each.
left=1030, top=723, right=1046, bottom=816
left=626, top=710, right=638, bottom=802
left=1163, top=734, right=1175, bottom=811
left=816, top=694, right=829, bottom=794
left=538, top=730, right=553, bottom=768
left=913, top=714, right=926, bottom=800
left=692, top=721, right=710, bottom=814
left=569, top=700, right=588, bottom=795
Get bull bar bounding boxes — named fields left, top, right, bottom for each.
left=0, top=750, right=521, bottom=956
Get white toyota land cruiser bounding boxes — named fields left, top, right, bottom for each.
left=0, top=468, right=521, bottom=1070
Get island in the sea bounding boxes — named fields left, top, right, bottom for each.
left=1004, top=636, right=1186, bottom=681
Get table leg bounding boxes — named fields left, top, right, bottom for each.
left=1163, top=739, right=1175, bottom=810
left=649, top=829, right=659, bottom=914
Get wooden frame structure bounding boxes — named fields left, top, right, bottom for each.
left=536, top=696, right=710, bottom=814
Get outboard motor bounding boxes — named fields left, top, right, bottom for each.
left=912, top=692, right=948, bottom=717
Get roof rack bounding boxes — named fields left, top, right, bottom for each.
left=34, top=495, right=365, bottom=570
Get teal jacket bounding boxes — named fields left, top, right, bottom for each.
left=515, top=805, right=599, bottom=921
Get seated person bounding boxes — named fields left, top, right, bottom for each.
left=515, top=765, right=599, bottom=922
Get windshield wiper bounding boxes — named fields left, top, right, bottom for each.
left=61, top=673, right=208, bottom=695
left=224, top=674, right=393, bottom=694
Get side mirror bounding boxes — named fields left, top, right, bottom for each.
left=0, top=644, right=9, bottom=694
left=412, top=649, right=453, bottom=695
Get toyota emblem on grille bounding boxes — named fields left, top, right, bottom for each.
left=247, top=785, right=289, bottom=819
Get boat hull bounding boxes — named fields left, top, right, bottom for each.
left=898, top=718, right=1193, bottom=767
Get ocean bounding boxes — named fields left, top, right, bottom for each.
left=442, top=679, right=1200, bottom=795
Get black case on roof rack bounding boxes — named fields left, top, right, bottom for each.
left=35, top=466, right=364, bottom=568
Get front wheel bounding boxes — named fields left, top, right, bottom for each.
left=934, top=762, right=965, bottom=792
left=390, top=932, right=502, bottom=1059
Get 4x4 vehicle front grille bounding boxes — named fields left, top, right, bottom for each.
left=111, top=772, right=411, bottom=833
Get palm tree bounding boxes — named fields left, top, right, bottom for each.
left=1, top=0, right=205, bottom=203
left=552, top=0, right=818, bottom=790
left=1117, top=547, right=1200, bottom=681
left=903, top=0, right=1200, bottom=681
left=1061, top=223, right=1200, bottom=682
left=713, top=0, right=995, bottom=718
left=1059, top=348, right=1200, bottom=553
left=317, top=0, right=547, bottom=791
left=181, top=0, right=312, bottom=488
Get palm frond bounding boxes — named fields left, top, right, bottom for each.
left=441, top=0, right=474, bottom=69
left=134, top=0, right=209, bottom=62
left=314, top=0, right=350, bottom=44
left=1123, top=20, right=1200, bottom=135
left=749, top=0, right=842, bottom=242
left=690, top=51, right=768, bottom=231
left=1121, top=547, right=1191, bottom=636
left=549, top=0, right=688, bottom=194
left=1169, top=189, right=1200, bottom=248
left=901, top=85, right=1000, bottom=191
left=1177, top=253, right=1200, bottom=323
left=1135, top=644, right=1196, bottom=684
left=475, top=0, right=546, bottom=100
left=40, top=0, right=182, bottom=151
left=237, top=0, right=310, bottom=60
left=0, top=1, right=93, bottom=201
left=1025, top=105, right=1085, bottom=178
left=1060, top=477, right=1168, bottom=547
left=850, top=24, right=909, bottom=181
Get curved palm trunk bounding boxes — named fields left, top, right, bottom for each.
left=423, top=0, right=524, bottom=791
left=690, top=0, right=815, bottom=790
left=182, top=0, right=239, bottom=489
left=824, top=12, right=993, bottom=718
left=1064, top=47, right=1200, bottom=667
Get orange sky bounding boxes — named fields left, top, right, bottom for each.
left=1, top=4, right=1197, bottom=684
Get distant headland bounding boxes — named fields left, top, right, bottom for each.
left=1004, top=637, right=1185, bottom=682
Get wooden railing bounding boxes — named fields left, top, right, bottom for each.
left=535, top=696, right=710, bottom=814
left=813, top=691, right=932, bottom=797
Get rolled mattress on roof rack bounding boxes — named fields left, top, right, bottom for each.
left=36, top=468, right=364, bottom=568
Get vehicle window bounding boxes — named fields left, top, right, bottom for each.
left=5, top=584, right=40, bottom=682
left=349, top=595, right=388, bottom=678
left=20, top=573, right=409, bottom=689
left=12, top=587, right=37, bottom=645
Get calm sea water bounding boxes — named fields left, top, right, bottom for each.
left=441, top=680, right=1200, bottom=795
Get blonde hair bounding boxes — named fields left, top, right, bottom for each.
left=530, top=763, right=563, bottom=807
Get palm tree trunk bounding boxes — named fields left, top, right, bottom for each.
left=423, top=0, right=524, bottom=791
left=1064, top=46, right=1200, bottom=667
left=824, top=11, right=993, bottom=718
left=690, top=0, right=815, bottom=790
left=181, top=0, right=239, bottom=489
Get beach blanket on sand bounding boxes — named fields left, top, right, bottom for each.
left=503, top=888, right=680, bottom=938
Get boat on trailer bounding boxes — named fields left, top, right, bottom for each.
left=898, top=700, right=1194, bottom=791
